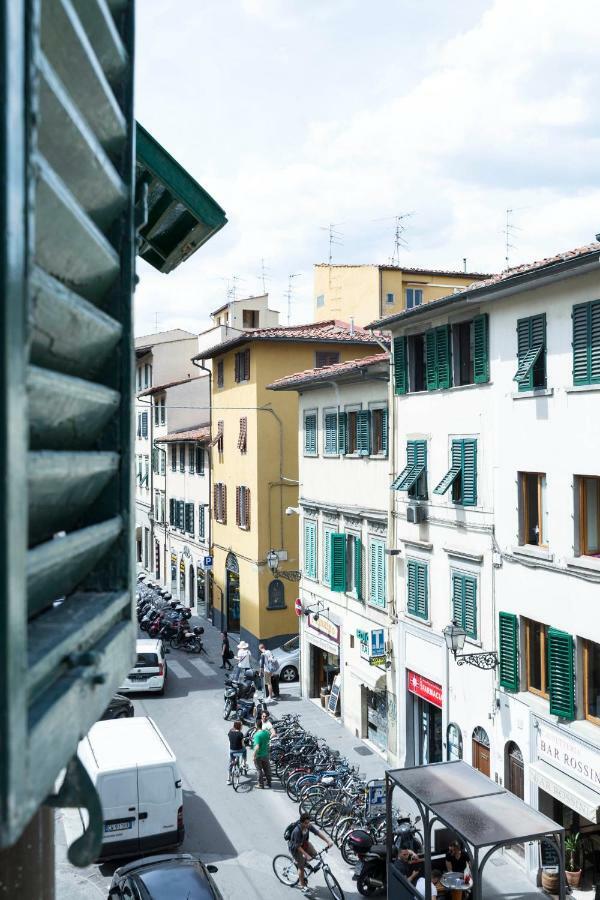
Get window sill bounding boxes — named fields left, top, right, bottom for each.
left=566, top=383, right=600, bottom=394
left=267, top=605, right=287, bottom=611
left=402, top=538, right=433, bottom=552
left=566, top=555, right=600, bottom=573
left=405, top=612, right=430, bottom=626
left=443, top=546, right=484, bottom=564
left=512, top=544, right=554, bottom=562
left=304, top=453, right=318, bottom=458
left=511, top=388, right=553, bottom=400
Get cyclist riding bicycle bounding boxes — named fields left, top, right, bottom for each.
left=227, top=720, right=248, bottom=784
left=289, top=811, right=333, bottom=894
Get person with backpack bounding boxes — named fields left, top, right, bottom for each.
left=287, top=812, right=333, bottom=894
left=258, top=641, right=279, bottom=702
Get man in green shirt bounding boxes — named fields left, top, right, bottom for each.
left=252, top=723, right=272, bottom=788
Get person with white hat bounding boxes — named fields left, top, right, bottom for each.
left=234, top=640, right=252, bottom=679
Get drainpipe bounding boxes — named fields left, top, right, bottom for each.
left=193, top=356, right=212, bottom=618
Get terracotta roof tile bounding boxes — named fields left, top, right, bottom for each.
left=268, top=352, right=389, bottom=390
left=137, top=375, right=202, bottom=397
left=156, top=425, right=211, bottom=443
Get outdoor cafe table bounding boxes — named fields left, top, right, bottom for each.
left=441, top=871, right=471, bottom=899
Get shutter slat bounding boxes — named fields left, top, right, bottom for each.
left=436, top=326, right=452, bottom=389
left=514, top=345, right=542, bottom=383
left=425, top=331, right=437, bottom=390
left=28, top=451, right=119, bottom=545
left=473, top=314, right=489, bottom=384
left=70, top=0, right=128, bottom=84
left=393, top=336, right=407, bottom=395
left=356, top=410, right=371, bottom=455
left=330, top=532, right=346, bottom=592
left=27, top=517, right=123, bottom=617
left=499, top=612, right=519, bottom=691
left=548, top=629, right=575, bottom=719
left=461, top=439, right=478, bottom=506
left=573, top=303, right=591, bottom=385
left=433, top=463, right=461, bottom=495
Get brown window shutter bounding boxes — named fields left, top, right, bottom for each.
left=222, top=484, right=227, bottom=524
left=244, top=349, right=250, bottom=381
left=235, top=486, right=241, bottom=526
left=213, top=484, right=219, bottom=521
left=234, top=353, right=240, bottom=383
left=237, top=417, right=247, bottom=452
left=245, top=487, right=250, bottom=529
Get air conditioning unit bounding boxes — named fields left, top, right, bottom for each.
left=407, top=503, right=427, bottom=524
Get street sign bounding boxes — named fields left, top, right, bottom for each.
left=295, top=597, right=303, bottom=617
left=370, top=628, right=385, bottom=656
left=203, top=555, right=213, bottom=569
left=367, top=780, right=386, bottom=809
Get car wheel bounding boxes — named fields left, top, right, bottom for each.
left=280, top=665, right=298, bottom=683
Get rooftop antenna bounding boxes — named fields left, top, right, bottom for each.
left=390, top=212, right=413, bottom=266
left=320, top=223, right=344, bottom=264
left=285, top=273, right=302, bottom=325
left=257, top=258, right=270, bottom=295
left=463, top=258, right=467, bottom=273
left=154, top=311, right=160, bottom=333
left=504, top=209, right=522, bottom=270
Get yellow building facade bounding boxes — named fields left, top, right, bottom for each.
left=193, top=323, right=383, bottom=654
left=313, top=264, right=491, bottom=327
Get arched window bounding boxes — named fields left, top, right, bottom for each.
left=268, top=579, right=285, bottom=610
left=472, top=726, right=491, bottom=776
left=226, top=551, right=239, bottom=574
left=505, top=741, right=524, bottom=800
left=472, top=725, right=490, bottom=747
left=447, top=723, right=463, bottom=761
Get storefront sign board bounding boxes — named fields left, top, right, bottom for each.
left=536, top=720, right=600, bottom=798
left=370, top=628, right=385, bottom=656
left=357, top=629, right=369, bottom=659
left=369, top=655, right=387, bottom=667
left=367, top=780, right=386, bottom=809
left=308, top=613, right=340, bottom=645
left=407, top=670, right=442, bottom=709
left=328, top=674, right=341, bottom=714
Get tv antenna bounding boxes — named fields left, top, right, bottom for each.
left=504, top=208, right=524, bottom=270
left=320, top=223, right=344, bottom=264
left=154, top=311, right=160, bottom=333
left=390, top=213, right=414, bottom=265
left=285, top=273, right=302, bottom=325
left=257, top=258, right=270, bottom=295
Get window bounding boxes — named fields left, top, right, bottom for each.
left=386, top=292, right=395, bottom=305
left=140, top=411, right=148, bottom=438
left=144, top=363, right=152, bottom=388
left=330, top=532, right=346, bottom=592
left=143, top=456, right=149, bottom=489
left=176, top=499, right=185, bottom=531
left=159, top=450, right=165, bottom=476
left=345, top=533, right=363, bottom=599
left=153, top=397, right=165, bottom=426
left=237, top=417, right=247, bottom=453
left=514, top=314, right=546, bottom=390
left=184, top=502, right=195, bottom=535
left=356, top=410, right=370, bottom=455
left=316, top=293, right=325, bottom=308
left=498, top=612, right=519, bottom=691
left=236, top=486, right=251, bottom=529
left=214, top=483, right=227, bottom=524
left=322, top=526, right=334, bottom=585
left=393, top=335, right=408, bottom=395
left=406, top=558, right=428, bottom=619
left=160, top=397, right=166, bottom=425
left=137, top=367, right=142, bottom=391
left=447, top=723, right=463, bottom=761
left=189, top=445, right=195, bottom=474
left=242, top=309, right=258, bottom=328
left=392, top=440, right=427, bottom=499
left=324, top=411, right=338, bottom=455
left=525, top=620, right=576, bottom=717
left=369, top=539, right=386, bottom=608
left=453, top=314, right=489, bottom=386
left=304, top=412, right=317, bottom=456
left=169, top=498, right=176, bottom=526
left=268, top=579, right=286, bottom=610
left=584, top=640, right=600, bottom=725
left=211, top=420, right=224, bottom=454
left=154, top=399, right=160, bottom=426
left=179, top=445, right=185, bottom=473
left=315, top=351, right=340, bottom=368
left=234, top=348, right=250, bottom=382
left=525, top=618, right=549, bottom=698
left=370, top=408, right=388, bottom=456
left=198, top=504, right=205, bottom=539
left=408, top=334, right=427, bottom=392
left=347, top=411, right=358, bottom=454
left=518, top=472, right=547, bottom=547
left=216, top=360, right=224, bottom=388
left=572, top=300, right=600, bottom=386
left=455, top=321, right=474, bottom=385
left=406, top=288, right=423, bottom=309
left=304, top=520, right=317, bottom=579
left=425, top=326, right=452, bottom=390
left=577, top=476, right=600, bottom=557
left=195, top=446, right=205, bottom=475
left=434, top=438, right=477, bottom=506
left=451, top=571, right=477, bottom=639
left=171, top=445, right=177, bottom=472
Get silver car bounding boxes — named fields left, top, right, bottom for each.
left=272, top=635, right=300, bottom=683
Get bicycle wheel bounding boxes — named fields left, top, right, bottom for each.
left=231, top=762, right=241, bottom=791
left=272, top=854, right=299, bottom=886
left=324, top=866, right=345, bottom=900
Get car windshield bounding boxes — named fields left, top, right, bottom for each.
left=135, top=653, right=159, bottom=667
left=282, top=636, right=299, bottom=653
left=138, top=862, right=214, bottom=898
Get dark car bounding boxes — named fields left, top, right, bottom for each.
left=108, top=854, right=222, bottom=899
left=100, top=693, right=134, bottom=721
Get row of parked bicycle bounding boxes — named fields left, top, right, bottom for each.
left=268, top=713, right=423, bottom=897
left=136, top=574, right=205, bottom=653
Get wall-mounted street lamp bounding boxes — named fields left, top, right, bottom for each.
left=443, top=621, right=498, bottom=671
left=302, top=599, right=329, bottom=622
left=266, top=549, right=280, bottom=573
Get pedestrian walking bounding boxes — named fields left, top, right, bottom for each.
left=258, top=642, right=276, bottom=701
left=252, top=720, right=272, bottom=788
left=220, top=631, right=233, bottom=670
left=234, top=640, right=252, bottom=680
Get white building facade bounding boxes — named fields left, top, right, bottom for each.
left=271, top=354, right=399, bottom=762
left=381, top=242, right=600, bottom=886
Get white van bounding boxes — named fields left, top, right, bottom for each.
left=78, top=716, right=184, bottom=860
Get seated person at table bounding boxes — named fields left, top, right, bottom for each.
left=395, top=847, right=423, bottom=883
left=416, top=869, right=442, bottom=897
left=445, top=840, right=469, bottom=873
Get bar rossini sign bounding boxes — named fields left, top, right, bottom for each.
left=537, top=720, right=600, bottom=790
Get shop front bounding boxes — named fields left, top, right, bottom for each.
left=346, top=626, right=390, bottom=755
left=225, top=552, right=240, bottom=632
left=305, top=612, right=340, bottom=709
left=170, top=552, right=177, bottom=593
left=529, top=718, right=600, bottom=887
left=407, top=669, right=443, bottom=765
left=196, top=561, right=207, bottom=617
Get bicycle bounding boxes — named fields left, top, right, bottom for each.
left=272, top=848, right=344, bottom=900
left=228, top=752, right=249, bottom=792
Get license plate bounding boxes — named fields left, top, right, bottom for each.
left=104, top=820, right=133, bottom=833
left=129, top=674, right=148, bottom=681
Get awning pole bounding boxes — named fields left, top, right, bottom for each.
left=471, top=847, right=479, bottom=900
left=559, top=831, right=566, bottom=900
left=422, top=805, right=432, bottom=900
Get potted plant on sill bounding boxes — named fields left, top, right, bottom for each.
left=565, top=833, right=582, bottom=888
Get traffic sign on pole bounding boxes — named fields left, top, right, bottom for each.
left=203, top=555, right=213, bottom=569
left=295, top=597, right=303, bottom=617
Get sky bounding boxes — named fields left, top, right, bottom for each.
left=134, top=0, right=600, bottom=337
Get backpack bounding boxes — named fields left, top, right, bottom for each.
left=267, top=654, right=280, bottom=674
left=284, top=820, right=299, bottom=842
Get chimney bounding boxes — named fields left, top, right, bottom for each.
left=350, top=317, right=355, bottom=336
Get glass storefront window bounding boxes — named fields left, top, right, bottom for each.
left=447, top=723, right=463, bottom=761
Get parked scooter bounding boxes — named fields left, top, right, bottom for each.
left=223, top=670, right=258, bottom=721
left=170, top=625, right=205, bottom=654
left=350, top=814, right=422, bottom=896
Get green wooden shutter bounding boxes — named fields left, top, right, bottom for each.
left=434, top=441, right=462, bottom=496
left=416, top=562, right=427, bottom=618
left=169, top=498, right=176, bottom=525
left=407, top=560, right=427, bottom=618
left=171, top=445, right=177, bottom=471
left=189, top=446, right=195, bottom=474
left=393, top=335, right=407, bottom=395
left=198, top=504, right=205, bottom=539
left=338, top=412, right=347, bottom=456
left=185, top=502, right=194, bottom=535
left=356, top=410, right=371, bottom=455
left=330, top=532, right=346, bottom=592
left=324, top=413, right=337, bottom=454
left=592, top=301, right=600, bottom=383
left=515, top=314, right=545, bottom=389
left=498, top=613, right=519, bottom=691
left=452, top=573, right=477, bottom=639
left=304, top=521, right=317, bottom=579
left=548, top=629, right=575, bottom=719
left=435, top=326, right=452, bottom=389
left=304, top=413, right=317, bottom=454
left=354, top=538, right=363, bottom=599
left=425, top=331, right=438, bottom=390
left=323, top=527, right=332, bottom=585
left=196, top=446, right=205, bottom=474
left=381, top=408, right=388, bottom=456
left=407, top=560, right=417, bottom=615
left=473, top=314, right=489, bottom=384
left=368, top=540, right=386, bottom=607
left=573, top=302, right=592, bottom=385
left=460, top=439, right=477, bottom=506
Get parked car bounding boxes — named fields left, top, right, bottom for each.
left=79, top=717, right=183, bottom=860
left=100, top=693, right=134, bottom=721
left=118, top=639, right=168, bottom=695
left=108, top=853, right=222, bottom=899
left=272, top=635, right=300, bottom=682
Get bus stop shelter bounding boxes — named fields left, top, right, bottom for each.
left=386, top=761, right=565, bottom=900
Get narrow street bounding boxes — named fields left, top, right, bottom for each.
left=56, top=619, right=385, bottom=900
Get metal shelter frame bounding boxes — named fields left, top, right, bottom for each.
left=386, top=760, right=565, bottom=900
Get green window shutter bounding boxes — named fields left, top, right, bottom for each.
left=460, top=439, right=477, bottom=506
left=356, top=410, right=371, bottom=455
left=572, top=302, right=600, bottom=386
left=592, top=301, right=600, bottom=383
left=548, top=629, right=575, bottom=719
left=498, top=613, right=519, bottom=691
left=323, top=527, right=333, bottom=585
left=324, top=413, right=338, bottom=454
left=434, top=441, right=463, bottom=496
left=368, top=540, right=386, bottom=607
left=407, top=560, right=427, bottom=618
left=473, top=314, right=489, bottom=384
left=179, top=500, right=185, bottom=530
left=189, top=446, right=195, bottom=474
left=393, top=335, right=407, bottom=395
left=416, top=562, right=427, bottom=618
left=452, top=573, right=477, bottom=639
left=392, top=440, right=426, bottom=492
left=171, top=445, right=177, bottom=471
left=196, top=446, right=204, bottom=474
left=407, top=560, right=417, bottom=615
left=425, top=331, right=438, bottom=390
left=338, top=412, right=347, bottom=455
left=435, top=325, right=452, bottom=389
left=354, top=538, right=363, bottom=599
left=304, top=521, right=317, bottom=579
left=198, top=505, right=205, bottom=539
left=304, top=414, right=317, bottom=455
left=515, top=314, right=545, bottom=389
left=169, top=498, right=175, bottom=525
left=330, top=533, right=346, bottom=592
left=185, top=502, right=194, bottom=535
left=151, top=448, right=157, bottom=473
left=381, top=408, right=388, bottom=456
left=179, top=445, right=185, bottom=472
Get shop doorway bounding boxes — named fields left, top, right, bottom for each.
left=226, top=552, right=240, bottom=632
left=196, top=565, right=206, bottom=617
left=188, top=564, right=195, bottom=608
left=179, top=560, right=185, bottom=599
left=415, top=697, right=442, bottom=764
left=154, top=541, right=160, bottom=580
left=309, top=645, right=339, bottom=698
left=505, top=741, right=524, bottom=800
left=366, top=688, right=388, bottom=753
left=170, top=553, right=177, bottom=592
left=472, top=726, right=491, bottom=776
